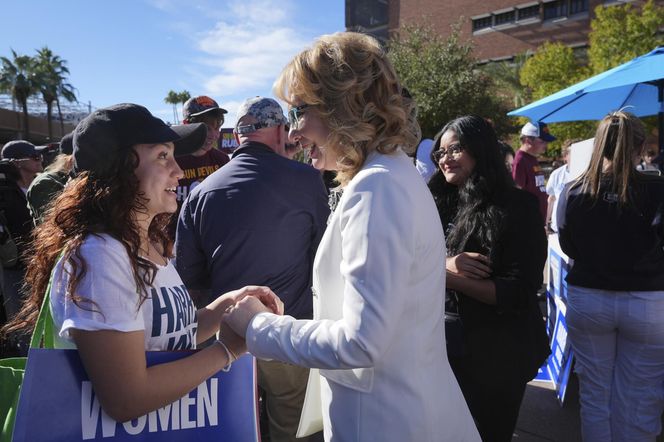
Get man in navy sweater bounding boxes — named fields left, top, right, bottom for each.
left=175, top=97, right=329, bottom=442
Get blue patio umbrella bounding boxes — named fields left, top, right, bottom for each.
left=508, top=46, right=664, bottom=151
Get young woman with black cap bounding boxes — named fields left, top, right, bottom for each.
left=2, top=104, right=282, bottom=422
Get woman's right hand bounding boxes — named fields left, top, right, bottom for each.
left=446, top=252, right=492, bottom=279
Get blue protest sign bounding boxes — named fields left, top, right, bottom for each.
left=547, top=309, right=575, bottom=404
left=544, top=236, right=575, bottom=405
left=13, top=350, right=259, bottom=441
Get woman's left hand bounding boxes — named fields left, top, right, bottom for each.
left=223, top=296, right=273, bottom=338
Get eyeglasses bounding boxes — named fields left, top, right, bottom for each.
left=432, top=144, right=464, bottom=161
left=288, top=104, right=310, bottom=129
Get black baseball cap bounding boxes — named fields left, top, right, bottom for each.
left=183, top=96, right=228, bottom=122
left=1, top=140, right=47, bottom=160
left=73, top=103, right=207, bottom=176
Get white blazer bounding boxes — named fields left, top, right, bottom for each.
left=246, top=150, right=480, bottom=442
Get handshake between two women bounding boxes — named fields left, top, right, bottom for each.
left=216, top=285, right=284, bottom=362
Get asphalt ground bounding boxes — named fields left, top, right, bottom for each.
left=515, top=375, right=664, bottom=442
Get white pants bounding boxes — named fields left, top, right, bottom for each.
left=566, top=285, right=664, bottom=442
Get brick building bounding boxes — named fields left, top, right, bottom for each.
left=346, top=0, right=658, bottom=61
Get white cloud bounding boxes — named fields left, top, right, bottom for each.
left=194, top=0, right=310, bottom=102
left=220, top=100, right=244, bottom=129
left=145, top=0, right=316, bottom=127
left=228, top=0, right=291, bottom=25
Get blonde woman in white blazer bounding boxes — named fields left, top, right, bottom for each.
left=224, top=32, right=480, bottom=442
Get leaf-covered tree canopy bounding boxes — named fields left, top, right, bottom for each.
left=589, top=0, right=664, bottom=74
left=388, top=23, right=509, bottom=140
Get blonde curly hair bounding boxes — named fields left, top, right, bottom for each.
left=274, top=32, right=420, bottom=186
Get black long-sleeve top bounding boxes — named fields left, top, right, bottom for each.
left=438, top=186, right=550, bottom=383
left=558, top=173, right=664, bottom=292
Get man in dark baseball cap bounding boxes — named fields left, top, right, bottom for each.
left=170, top=96, right=230, bottom=240
left=1, top=140, right=47, bottom=162
left=0, top=140, right=47, bottom=323
left=73, top=103, right=206, bottom=177
left=1, top=140, right=45, bottom=189
left=182, top=96, right=228, bottom=123
left=181, top=96, right=229, bottom=156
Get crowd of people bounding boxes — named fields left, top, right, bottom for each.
left=0, top=31, right=662, bottom=442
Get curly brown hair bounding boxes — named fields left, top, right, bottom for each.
left=274, top=32, right=421, bottom=187
left=2, top=148, right=172, bottom=338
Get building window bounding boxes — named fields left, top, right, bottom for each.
left=570, top=0, right=589, bottom=15
left=472, top=16, right=493, bottom=32
left=543, top=0, right=568, bottom=20
left=346, top=0, right=389, bottom=29
left=494, top=10, right=516, bottom=26
left=517, top=4, right=540, bottom=21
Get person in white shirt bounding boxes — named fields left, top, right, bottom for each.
left=545, top=139, right=578, bottom=234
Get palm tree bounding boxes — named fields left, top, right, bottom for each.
left=164, top=90, right=180, bottom=124
left=34, top=47, right=77, bottom=139
left=0, top=49, right=39, bottom=139
left=177, top=90, right=191, bottom=121
left=55, top=81, right=77, bottom=136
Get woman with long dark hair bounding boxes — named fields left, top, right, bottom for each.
left=558, top=111, right=664, bottom=441
left=429, top=115, right=549, bottom=442
left=2, top=104, right=281, bottom=423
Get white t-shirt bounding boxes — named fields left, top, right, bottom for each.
left=545, top=165, right=571, bottom=233
left=50, top=234, right=198, bottom=351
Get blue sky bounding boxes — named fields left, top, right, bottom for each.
left=0, top=0, right=345, bottom=126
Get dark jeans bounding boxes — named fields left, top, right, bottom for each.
left=449, top=354, right=527, bottom=442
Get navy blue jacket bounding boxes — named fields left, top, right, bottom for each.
left=174, top=141, right=329, bottom=319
